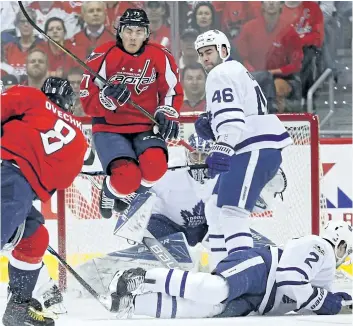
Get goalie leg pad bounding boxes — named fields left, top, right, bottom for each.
left=110, top=159, right=142, bottom=195
left=138, top=148, right=168, bottom=183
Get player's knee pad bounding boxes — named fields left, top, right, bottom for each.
left=138, top=148, right=168, bottom=184
left=110, top=159, right=142, bottom=195
left=12, top=225, right=49, bottom=264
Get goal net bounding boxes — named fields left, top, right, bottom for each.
left=57, top=113, right=328, bottom=289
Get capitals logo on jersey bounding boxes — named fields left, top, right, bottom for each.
left=181, top=201, right=206, bottom=228
left=109, top=60, right=157, bottom=95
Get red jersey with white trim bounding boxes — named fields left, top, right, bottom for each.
left=80, top=42, right=183, bottom=134
left=1, top=86, right=87, bottom=202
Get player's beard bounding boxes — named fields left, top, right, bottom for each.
left=203, top=56, right=223, bottom=73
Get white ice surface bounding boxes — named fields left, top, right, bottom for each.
left=0, top=294, right=351, bottom=326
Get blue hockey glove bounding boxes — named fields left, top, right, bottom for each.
left=153, top=106, right=179, bottom=140
left=315, top=290, right=352, bottom=315
left=205, top=143, right=234, bottom=178
left=99, top=83, right=131, bottom=110
left=195, top=113, right=215, bottom=141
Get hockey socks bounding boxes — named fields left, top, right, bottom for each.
left=144, top=268, right=228, bottom=304
left=134, top=292, right=224, bottom=318
left=220, top=206, right=254, bottom=255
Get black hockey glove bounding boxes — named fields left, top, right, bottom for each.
left=99, top=83, right=131, bottom=110
left=153, top=105, right=180, bottom=140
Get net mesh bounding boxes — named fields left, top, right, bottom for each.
left=61, top=114, right=327, bottom=265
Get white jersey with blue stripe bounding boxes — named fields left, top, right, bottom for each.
left=260, top=235, right=336, bottom=315
left=205, top=60, right=293, bottom=153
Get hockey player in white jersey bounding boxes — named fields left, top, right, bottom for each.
left=108, top=221, right=352, bottom=319
left=191, top=30, right=292, bottom=268
left=147, top=133, right=216, bottom=247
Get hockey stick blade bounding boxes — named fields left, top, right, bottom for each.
left=81, top=163, right=208, bottom=176
left=18, top=2, right=158, bottom=125
left=47, top=246, right=112, bottom=311
left=142, top=230, right=181, bottom=269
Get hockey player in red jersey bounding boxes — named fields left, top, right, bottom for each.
left=1, top=77, right=87, bottom=326
left=80, top=8, right=183, bottom=219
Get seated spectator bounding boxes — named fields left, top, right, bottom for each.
left=213, top=1, right=261, bottom=38
left=29, top=1, right=81, bottom=39
left=37, top=17, right=79, bottom=77
left=181, top=63, right=206, bottom=113
left=66, top=67, right=85, bottom=117
left=0, top=2, right=21, bottom=45
left=179, top=28, right=199, bottom=71
left=1, top=74, right=19, bottom=91
left=236, top=1, right=304, bottom=113
left=24, top=48, right=48, bottom=89
left=282, top=1, right=324, bottom=48
left=145, top=1, right=171, bottom=47
left=190, top=2, right=219, bottom=34
left=105, top=1, right=144, bottom=35
left=72, top=1, right=114, bottom=59
left=3, top=9, right=43, bottom=79
left=282, top=2, right=325, bottom=97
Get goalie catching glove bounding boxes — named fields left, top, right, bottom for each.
left=153, top=105, right=179, bottom=140
left=99, top=82, right=131, bottom=110
left=205, top=142, right=234, bottom=178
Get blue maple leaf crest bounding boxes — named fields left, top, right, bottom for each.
left=181, top=201, right=206, bottom=228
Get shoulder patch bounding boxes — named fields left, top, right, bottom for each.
left=313, top=244, right=325, bottom=256
left=86, top=52, right=104, bottom=62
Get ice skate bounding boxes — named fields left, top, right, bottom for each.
left=2, top=295, right=54, bottom=326
left=109, top=268, right=146, bottom=297
left=32, top=282, right=67, bottom=314
left=99, top=178, right=115, bottom=219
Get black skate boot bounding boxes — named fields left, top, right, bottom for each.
left=110, top=293, right=135, bottom=317
left=114, top=193, right=138, bottom=213
left=31, top=283, right=66, bottom=314
left=109, top=268, right=146, bottom=297
left=2, top=295, right=54, bottom=326
left=99, top=178, right=115, bottom=219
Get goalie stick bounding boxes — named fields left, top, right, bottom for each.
left=18, top=1, right=158, bottom=125
left=46, top=245, right=112, bottom=311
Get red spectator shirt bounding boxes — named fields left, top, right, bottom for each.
left=149, top=25, right=171, bottom=48
left=71, top=27, right=115, bottom=60
left=1, top=86, right=87, bottom=202
left=29, top=2, right=81, bottom=39
left=213, top=1, right=260, bottom=34
left=3, top=38, right=43, bottom=77
left=236, top=16, right=304, bottom=76
left=106, top=2, right=144, bottom=34
left=180, top=97, right=206, bottom=113
left=80, top=42, right=183, bottom=134
left=37, top=40, right=79, bottom=77
left=281, top=2, right=324, bottom=48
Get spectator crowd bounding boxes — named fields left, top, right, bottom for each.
left=1, top=1, right=351, bottom=116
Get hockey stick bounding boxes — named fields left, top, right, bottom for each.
left=81, top=163, right=208, bottom=176
left=18, top=1, right=158, bottom=125
left=141, top=230, right=181, bottom=269
left=46, top=246, right=112, bottom=311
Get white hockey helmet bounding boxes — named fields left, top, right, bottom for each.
left=194, top=29, right=231, bottom=62
left=321, top=221, right=352, bottom=267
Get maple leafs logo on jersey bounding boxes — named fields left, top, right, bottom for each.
left=181, top=201, right=206, bottom=228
